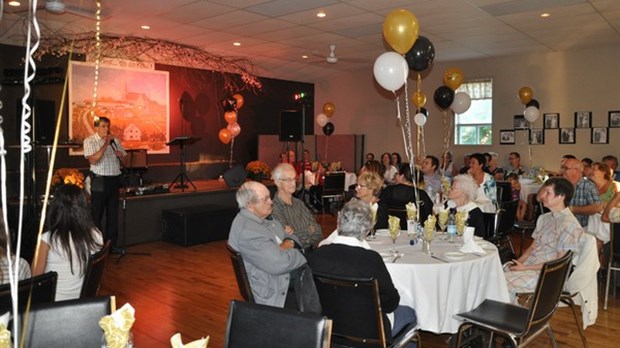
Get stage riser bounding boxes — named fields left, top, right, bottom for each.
left=162, top=205, right=237, bottom=246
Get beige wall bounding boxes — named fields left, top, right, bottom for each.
left=313, top=44, right=619, bottom=172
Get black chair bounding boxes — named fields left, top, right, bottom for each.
left=454, top=251, right=573, bottom=348
left=223, top=300, right=332, bottom=348
left=19, top=295, right=115, bottom=348
left=225, top=243, right=255, bottom=303
left=313, top=272, right=420, bottom=348
left=0, top=271, right=57, bottom=313
left=322, top=173, right=346, bottom=214
left=513, top=194, right=546, bottom=256
left=487, top=200, right=519, bottom=262
left=604, top=222, right=620, bottom=310
left=496, top=181, right=513, bottom=203
left=80, top=240, right=112, bottom=298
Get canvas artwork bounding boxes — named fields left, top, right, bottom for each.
left=69, top=61, right=170, bottom=155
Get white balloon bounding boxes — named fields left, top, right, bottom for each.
left=316, top=113, right=328, bottom=127
left=451, top=92, right=471, bottom=114
left=373, top=51, right=409, bottom=92
left=414, top=113, right=427, bottom=126
left=524, top=106, right=540, bottom=123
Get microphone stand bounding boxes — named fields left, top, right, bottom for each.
left=111, top=141, right=150, bottom=264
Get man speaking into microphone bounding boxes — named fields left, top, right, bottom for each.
left=84, top=116, right=126, bottom=253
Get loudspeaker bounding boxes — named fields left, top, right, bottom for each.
left=279, top=110, right=302, bottom=142
left=223, top=165, right=247, bottom=187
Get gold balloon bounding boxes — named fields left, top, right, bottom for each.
left=232, top=94, right=244, bottom=109
left=323, top=102, right=335, bottom=117
left=443, top=67, right=464, bottom=90
left=412, top=91, right=427, bottom=108
left=518, top=87, right=533, bottom=105
left=383, top=9, right=419, bottom=54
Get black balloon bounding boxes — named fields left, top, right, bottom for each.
left=526, top=99, right=540, bottom=109
left=323, top=122, right=334, bottom=136
left=434, top=86, right=455, bottom=110
left=417, top=107, right=429, bottom=117
left=221, top=96, right=237, bottom=112
left=404, top=36, right=435, bottom=72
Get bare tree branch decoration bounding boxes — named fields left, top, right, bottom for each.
left=35, top=31, right=262, bottom=93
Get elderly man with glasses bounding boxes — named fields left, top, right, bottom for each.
left=271, top=163, right=323, bottom=252
left=228, top=180, right=307, bottom=309
left=561, top=158, right=602, bottom=228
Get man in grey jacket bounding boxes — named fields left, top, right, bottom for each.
left=228, top=181, right=307, bottom=308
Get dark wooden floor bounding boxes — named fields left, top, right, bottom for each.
left=100, top=213, right=618, bottom=347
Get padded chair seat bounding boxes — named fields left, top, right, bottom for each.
left=456, top=299, right=529, bottom=334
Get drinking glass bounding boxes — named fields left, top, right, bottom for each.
left=422, top=228, right=434, bottom=255
left=388, top=227, right=401, bottom=256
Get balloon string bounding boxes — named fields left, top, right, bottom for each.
left=324, top=136, right=329, bottom=163
left=403, top=82, right=414, bottom=165
left=441, top=109, right=451, bottom=175
left=229, top=137, right=234, bottom=168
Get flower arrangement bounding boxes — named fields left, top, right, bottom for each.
left=245, top=161, right=271, bottom=181
left=51, top=168, right=85, bottom=191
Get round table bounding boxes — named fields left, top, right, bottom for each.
left=368, top=231, right=511, bottom=334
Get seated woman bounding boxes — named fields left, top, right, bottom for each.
left=381, top=153, right=398, bottom=185
left=0, top=212, right=31, bottom=284
left=504, top=178, right=583, bottom=298
left=468, top=153, right=498, bottom=213
left=376, top=163, right=433, bottom=230
left=505, top=173, right=526, bottom=222
left=32, top=184, right=104, bottom=301
left=308, top=199, right=417, bottom=346
left=448, top=175, right=487, bottom=238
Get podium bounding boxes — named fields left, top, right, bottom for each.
left=166, top=136, right=200, bottom=192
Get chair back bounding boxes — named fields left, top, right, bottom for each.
left=524, top=251, right=573, bottom=335
left=496, top=200, right=519, bottom=236
left=80, top=240, right=112, bottom=298
left=225, top=244, right=255, bottom=303
left=223, top=300, right=331, bottom=348
left=312, top=272, right=387, bottom=347
left=496, top=181, right=513, bottom=202
left=0, top=271, right=57, bottom=313
left=323, top=173, right=345, bottom=196
left=19, top=296, right=114, bottom=348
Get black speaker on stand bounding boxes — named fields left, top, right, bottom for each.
left=279, top=110, right=303, bottom=142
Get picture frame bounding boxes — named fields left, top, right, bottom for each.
left=609, top=110, right=620, bottom=128
left=574, top=111, right=591, bottom=128
left=543, top=113, right=559, bottom=129
left=559, top=128, right=576, bottom=144
left=591, top=127, right=609, bottom=144
left=500, top=129, right=515, bottom=144
left=513, top=115, right=529, bottom=130
left=529, top=128, right=544, bottom=145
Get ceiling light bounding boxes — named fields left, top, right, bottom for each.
left=8, top=1, right=21, bottom=6
left=316, top=10, right=326, bottom=18
left=540, top=12, right=551, bottom=18
left=141, top=25, right=151, bottom=30
left=233, top=42, right=241, bottom=47
left=301, top=55, right=308, bottom=59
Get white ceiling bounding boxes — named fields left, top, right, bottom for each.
left=1, top=0, right=619, bottom=83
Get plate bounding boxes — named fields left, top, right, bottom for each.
left=476, top=241, right=496, bottom=250
left=443, top=251, right=467, bottom=261
left=374, top=229, right=389, bottom=237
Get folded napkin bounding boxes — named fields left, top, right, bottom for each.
left=99, top=303, right=136, bottom=348
left=0, top=312, right=10, bottom=347
left=459, top=227, right=485, bottom=254
left=170, top=333, right=209, bottom=348
left=405, top=202, right=417, bottom=220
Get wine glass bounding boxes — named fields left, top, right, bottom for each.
left=438, top=209, right=449, bottom=239
left=422, top=227, right=435, bottom=255
left=388, top=227, right=401, bottom=256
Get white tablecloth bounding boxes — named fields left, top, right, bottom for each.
left=368, top=232, right=511, bottom=334
left=519, top=182, right=542, bottom=202
left=587, top=213, right=610, bottom=243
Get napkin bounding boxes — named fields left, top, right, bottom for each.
left=459, top=227, right=485, bottom=254
left=170, top=333, right=209, bottom=348
left=99, top=303, right=136, bottom=348
left=0, top=312, right=10, bottom=347
left=405, top=202, right=417, bottom=220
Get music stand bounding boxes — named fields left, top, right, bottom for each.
left=167, top=136, right=200, bottom=192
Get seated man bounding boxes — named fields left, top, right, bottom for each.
left=271, top=163, right=323, bottom=251
left=505, top=177, right=583, bottom=297
left=561, top=158, right=602, bottom=228
left=228, top=181, right=307, bottom=308
left=308, top=199, right=417, bottom=346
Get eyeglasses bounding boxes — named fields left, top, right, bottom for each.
left=278, top=177, right=296, bottom=183
left=356, top=183, right=368, bottom=188
left=254, top=196, right=271, bottom=203
left=560, top=166, right=579, bottom=171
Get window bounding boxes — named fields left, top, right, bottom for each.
left=454, top=79, right=493, bottom=145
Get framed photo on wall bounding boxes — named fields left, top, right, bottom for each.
left=500, top=130, right=515, bottom=144
left=559, top=128, right=575, bottom=144
left=574, top=111, right=591, bottom=128
left=529, top=128, right=544, bottom=145
left=609, top=110, right=620, bottom=128
left=513, top=115, right=528, bottom=130
left=543, top=113, right=559, bottom=129
left=591, top=127, right=609, bottom=144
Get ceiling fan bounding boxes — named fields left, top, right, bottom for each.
left=310, top=44, right=368, bottom=64
left=4, top=0, right=108, bottom=20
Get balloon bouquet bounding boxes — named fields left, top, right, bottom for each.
left=219, top=94, right=244, bottom=167
left=316, top=102, right=335, bottom=161
left=518, top=86, right=541, bottom=171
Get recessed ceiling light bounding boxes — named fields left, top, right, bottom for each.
left=8, top=1, right=21, bottom=6
left=316, top=10, right=326, bottom=18
left=301, top=55, right=308, bottom=59
left=233, top=42, right=241, bottom=47
left=540, top=12, right=550, bottom=18
left=141, top=25, right=151, bottom=30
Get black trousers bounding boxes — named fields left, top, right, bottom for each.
left=90, top=175, right=120, bottom=247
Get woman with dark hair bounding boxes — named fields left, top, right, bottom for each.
left=381, top=152, right=397, bottom=184
left=376, top=163, right=433, bottom=230
left=0, top=211, right=31, bottom=284
left=32, top=184, right=104, bottom=300
left=391, top=152, right=402, bottom=170
left=468, top=153, right=497, bottom=213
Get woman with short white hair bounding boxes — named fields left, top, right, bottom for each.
left=449, top=174, right=487, bottom=238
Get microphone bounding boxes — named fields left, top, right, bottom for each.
left=110, top=138, right=118, bottom=150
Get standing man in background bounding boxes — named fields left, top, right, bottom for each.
left=84, top=116, right=126, bottom=253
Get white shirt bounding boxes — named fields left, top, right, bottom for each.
left=83, top=133, right=126, bottom=176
